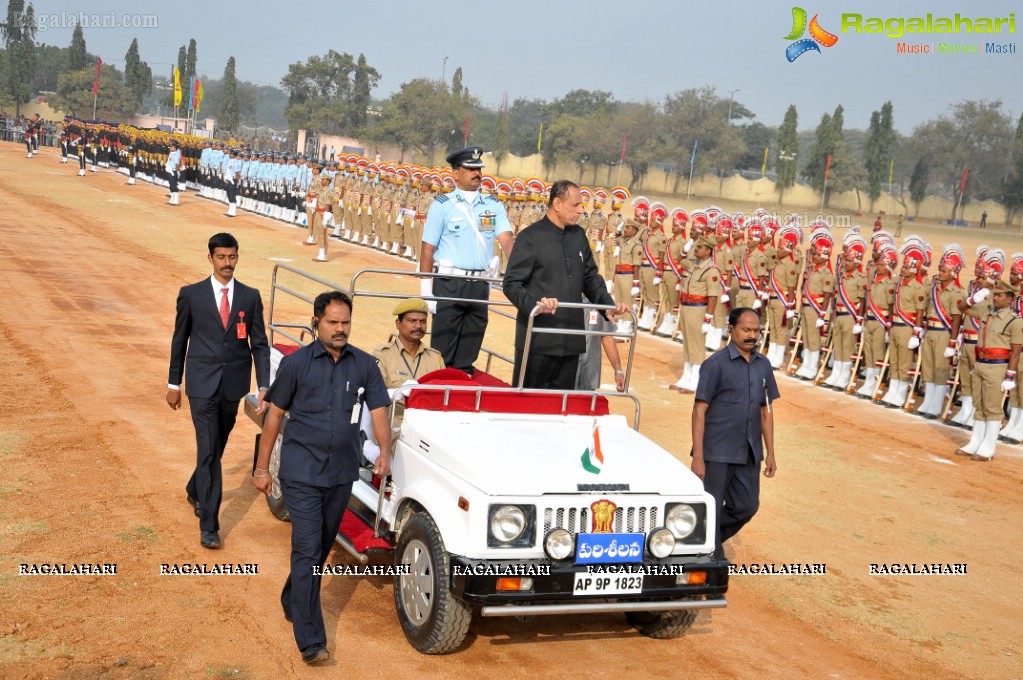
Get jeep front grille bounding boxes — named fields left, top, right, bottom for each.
left=543, top=505, right=659, bottom=536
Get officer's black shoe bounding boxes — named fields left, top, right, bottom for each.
left=186, top=494, right=201, bottom=518
left=301, top=645, right=329, bottom=664
left=200, top=531, right=221, bottom=549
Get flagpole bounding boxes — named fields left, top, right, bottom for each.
left=92, top=94, right=97, bottom=121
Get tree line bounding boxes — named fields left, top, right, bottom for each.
left=2, top=0, right=1021, bottom=222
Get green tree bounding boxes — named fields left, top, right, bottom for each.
left=185, top=38, right=197, bottom=83
left=282, top=50, right=382, bottom=135
left=219, top=56, right=239, bottom=131
left=909, top=100, right=1013, bottom=222
left=68, top=21, right=87, bottom=71
left=1002, top=112, right=1023, bottom=224
left=1, top=0, right=38, bottom=114
left=372, top=78, right=450, bottom=164
left=54, top=66, right=135, bottom=121
left=176, top=45, right=186, bottom=78
left=123, top=38, right=152, bottom=110
left=775, top=105, right=799, bottom=204
left=349, top=53, right=378, bottom=130
left=908, top=157, right=930, bottom=217
left=863, top=101, right=896, bottom=209
left=804, top=105, right=845, bottom=204
left=507, top=97, right=548, bottom=156
left=493, top=94, right=509, bottom=174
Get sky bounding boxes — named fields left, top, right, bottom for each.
left=27, top=0, right=1022, bottom=133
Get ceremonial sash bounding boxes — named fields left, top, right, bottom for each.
left=930, top=284, right=953, bottom=331
left=642, top=232, right=660, bottom=267
left=837, top=275, right=863, bottom=323
left=802, top=267, right=826, bottom=315
left=664, top=241, right=686, bottom=279
left=894, top=281, right=917, bottom=327
left=769, top=268, right=792, bottom=308
left=741, top=252, right=761, bottom=294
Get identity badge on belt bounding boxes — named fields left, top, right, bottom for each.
left=236, top=311, right=247, bottom=340
left=588, top=310, right=599, bottom=326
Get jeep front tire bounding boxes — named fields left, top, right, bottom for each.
left=394, top=512, right=470, bottom=654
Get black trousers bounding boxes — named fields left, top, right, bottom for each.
left=280, top=479, right=352, bottom=652
left=169, top=171, right=179, bottom=193
left=513, top=348, right=580, bottom=390
left=185, top=390, right=239, bottom=532
left=226, top=181, right=238, bottom=204
left=701, top=447, right=761, bottom=557
left=431, top=277, right=490, bottom=373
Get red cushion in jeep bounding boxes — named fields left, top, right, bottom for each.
left=273, top=343, right=300, bottom=356
left=407, top=369, right=609, bottom=416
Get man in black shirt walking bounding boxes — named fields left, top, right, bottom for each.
left=692, top=307, right=780, bottom=559
left=503, top=180, right=629, bottom=389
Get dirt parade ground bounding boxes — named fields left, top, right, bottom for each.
left=0, top=143, right=1021, bottom=679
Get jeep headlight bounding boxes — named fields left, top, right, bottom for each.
left=487, top=505, right=535, bottom=548
left=544, top=529, right=574, bottom=560
left=666, top=504, right=698, bottom=539
left=648, top=528, right=676, bottom=558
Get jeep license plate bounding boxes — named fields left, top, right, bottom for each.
left=573, top=572, right=644, bottom=596
left=574, top=532, right=645, bottom=564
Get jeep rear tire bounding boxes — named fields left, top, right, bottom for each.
left=626, top=607, right=698, bottom=639
left=394, top=512, right=470, bottom=654
left=265, top=431, right=289, bottom=521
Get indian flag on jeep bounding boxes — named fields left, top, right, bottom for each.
left=580, top=426, right=603, bottom=474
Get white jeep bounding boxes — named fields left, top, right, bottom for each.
left=245, top=265, right=729, bottom=654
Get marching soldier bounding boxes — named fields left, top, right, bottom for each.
left=950, top=248, right=1001, bottom=426
left=855, top=247, right=898, bottom=398
left=794, top=230, right=835, bottom=379
left=765, top=224, right=803, bottom=369
left=638, top=202, right=667, bottom=331
left=734, top=220, right=769, bottom=313
left=954, top=280, right=1023, bottom=461
left=612, top=219, right=644, bottom=335
left=822, top=236, right=867, bottom=389
left=669, top=235, right=721, bottom=393
left=604, top=188, right=628, bottom=284
left=998, top=254, right=1023, bottom=440
left=304, top=164, right=323, bottom=245
left=914, top=245, right=966, bottom=417
left=311, top=166, right=335, bottom=263
left=879, top=242, right=929, bottom=406
left=708, top=217, right=735, bottom=351
left=654, top=208, right=692, bottom=337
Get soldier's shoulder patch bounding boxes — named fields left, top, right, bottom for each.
left=434, top=194, right=449, bottom=204
left=710, top=275, right=718, bottom=282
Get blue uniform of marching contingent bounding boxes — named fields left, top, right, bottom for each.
left=419, top=146, right=513, bottom=373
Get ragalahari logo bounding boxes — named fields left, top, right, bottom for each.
left=785, top=7, right=839, bottom=61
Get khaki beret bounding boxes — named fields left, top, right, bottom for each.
left=393, top=297, right=429, bottom=316
left=991, top=280, right=1015, bottom=293
left=695, top=235, right=717, bottom=249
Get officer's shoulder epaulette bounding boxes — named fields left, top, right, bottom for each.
left=374, top=342, right=392, bottom=353
left=434, top=194, right=450, bottom=204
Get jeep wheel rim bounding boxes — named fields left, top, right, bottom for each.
left=269, top=434, right=283, bottom=500
left=399, top=538, right=434, bottom=625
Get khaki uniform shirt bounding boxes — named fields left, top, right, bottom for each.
left=373, top=336, right=445, bottom=389
left=924, top=281, right=964, bottom=330
left=835, top=270, right=867, bottom=315
left=893, top=277, right=927, bottom=325
left=684, top=258, right=722, bottom=299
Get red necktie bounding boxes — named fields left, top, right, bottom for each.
left=219, top=287, right=230, bottom=329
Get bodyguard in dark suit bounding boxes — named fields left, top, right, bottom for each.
left=167, top=233, right=270, bottom=549
left=691, top=308, right=779, bottom=559
left=253, top=291, right=391, bottom=665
